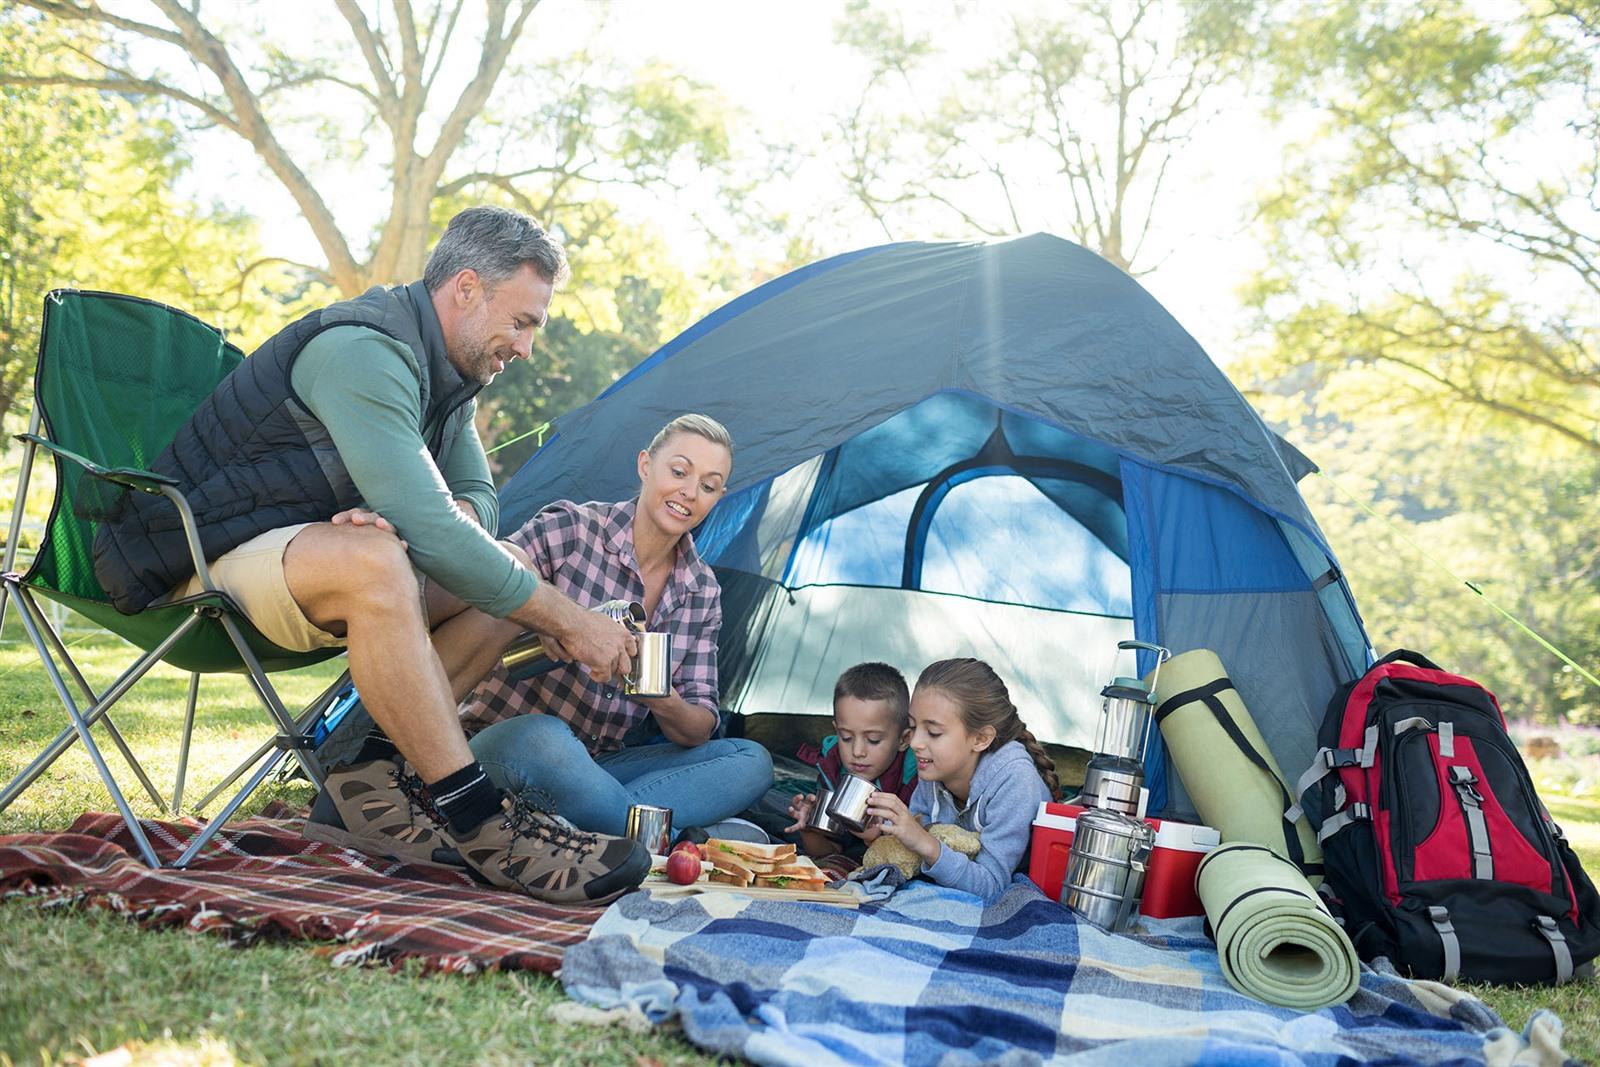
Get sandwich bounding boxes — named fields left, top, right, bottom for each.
left=705, top=839, right=810, bottom=888
left=754, top=856, right=829, bottom=891
left=706, top=839, right=796, bottom=867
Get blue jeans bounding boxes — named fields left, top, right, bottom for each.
left=468, top=713, right=774, bottom=837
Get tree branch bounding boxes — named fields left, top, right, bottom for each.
left=0, top=73, right=238, bottom=132
left=333, top=0, right=399, bottom=119
left=17, top=0, right=184, bottom=46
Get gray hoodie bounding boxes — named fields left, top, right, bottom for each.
left=908, top=739, right=1053, bottom=901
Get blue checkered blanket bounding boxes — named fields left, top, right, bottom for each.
left=560, top=877, right=1569, bottom=1066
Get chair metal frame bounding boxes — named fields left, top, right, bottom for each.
left=0, top=294, right=342, bottom=869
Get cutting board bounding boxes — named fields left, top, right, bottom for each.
left=642, top=877, right=860, bottom=908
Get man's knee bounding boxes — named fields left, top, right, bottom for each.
left=500, top=539, right=532, bottom=569
left=286, top=523, right=418, bottom=617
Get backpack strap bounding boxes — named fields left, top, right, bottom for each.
left=1375, top=649, right=1444, bottom=671
left=1534, top=916, right=1574, bottom=985
left=1446, top=765, right=1495, bottom=879
left=1428, top=906, right=1461, bottom=981
left=1315, top=803, right=1370, bottom=844
left=1288, top=725, right=1378, bottom=823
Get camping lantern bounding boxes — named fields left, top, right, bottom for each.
left=1079, top=642, right=1170, bottom=815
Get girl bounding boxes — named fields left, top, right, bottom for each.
left=865, top=658, right=1060, bottom=901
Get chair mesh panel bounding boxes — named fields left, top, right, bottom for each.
left=28, top=291, right=243, bottom=600
left=20, top=291, right=341, bottom=674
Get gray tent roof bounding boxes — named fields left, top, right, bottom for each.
left=501, top=233, right=1318, bottom=542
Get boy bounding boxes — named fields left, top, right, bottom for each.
left=785, top=662, right=916, bottom=863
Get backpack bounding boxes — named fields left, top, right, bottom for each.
left=1294, top=650, right=1600, bottom=984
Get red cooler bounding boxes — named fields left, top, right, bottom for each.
left=1027, top=801, right=1219, bottom=919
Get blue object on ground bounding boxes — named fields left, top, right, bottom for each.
left=561, top=876, right=1569, bottom=1066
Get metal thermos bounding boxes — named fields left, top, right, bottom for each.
left=625, top=803, right=674, bottom=856
left=1060, top=807, right=1155, bottom=932
left=502, top=599, right=651, bottom=675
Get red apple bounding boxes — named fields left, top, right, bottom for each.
left=665, top=848, right=701, bottom=885
left=671, top=840, right=705, bottom=861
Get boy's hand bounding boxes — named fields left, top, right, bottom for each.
left=866, top=790, right=940, bottom=866
left=783, top=793, right=817, bottom=834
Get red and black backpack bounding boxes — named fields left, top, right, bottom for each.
left=1295, top=650, right=1600, bottom=984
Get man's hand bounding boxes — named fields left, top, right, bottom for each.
left=331, top=508, right=406, bottom=547
left=558, top=607, right=637, bottom=685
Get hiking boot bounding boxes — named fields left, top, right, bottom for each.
left=302, top=757, right=456, bottom=869
left=452, top=793, right=650, bottom=905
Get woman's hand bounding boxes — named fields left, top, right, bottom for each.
left=784, top=793, right=817, bottom=834
left=866, top=791, right=940, bottom=866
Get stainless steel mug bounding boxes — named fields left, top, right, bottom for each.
left=825, top=773, right=876, bottom=832
left=625, top=803, right=673, bottom=856
left=625, top=631, right=672, bottom=697
left=1060, top=807, right=1154, bottom=933
left=804, top=775, right=843, bottom=835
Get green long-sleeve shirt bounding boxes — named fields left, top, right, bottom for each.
left=290, top=325, right=537, bottom=617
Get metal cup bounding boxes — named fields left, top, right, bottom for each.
left=625, top=803, right=673, bottom=856
left=625, top=631, right=672, bottom=697
left=824, top=772, right=876, bottom=832
left=804, top=776, right=843, bottom=835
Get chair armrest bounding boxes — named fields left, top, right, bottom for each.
left=15, top=433, right=179, bottom=494
left=15, top=432, right=219, bottom=593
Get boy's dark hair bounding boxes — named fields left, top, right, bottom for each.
left=833, top=662, right=911, bottom=731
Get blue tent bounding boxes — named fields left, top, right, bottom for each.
left=498, top=234, right=1373, bottom=815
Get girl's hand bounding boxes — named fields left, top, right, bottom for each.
left=851, top=815, right=885, bottom=844
left=784, top=793, right=816, bottom=834
left=866, top=791, right=939, bottom=866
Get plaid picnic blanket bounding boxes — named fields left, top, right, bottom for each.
left=0, top=806, right=601, bottom=973
left=561, top=877, right=1573, bottom=1066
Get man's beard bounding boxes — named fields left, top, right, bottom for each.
left=450, top=313, right=502, bottom=385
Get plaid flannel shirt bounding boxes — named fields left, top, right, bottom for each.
left=457, top=499, right=721, bottom=756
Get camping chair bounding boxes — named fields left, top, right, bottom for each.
left=0, top=290, right=347, bottom=868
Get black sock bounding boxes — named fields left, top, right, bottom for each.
left=428, top=762, right=502, bottom=835
left=353, top=726, right=399, bottom=764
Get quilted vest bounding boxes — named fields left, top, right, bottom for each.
left=92, top=281, right=479, bottom=614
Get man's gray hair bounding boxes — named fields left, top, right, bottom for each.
left=647, top=413, right=734, bottom=456
left=423, top=206, right=570, bottom=292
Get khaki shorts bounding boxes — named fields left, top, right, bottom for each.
left=171, top=523, right=425, bottom=654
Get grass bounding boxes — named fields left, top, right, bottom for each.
left=0, top=618, right=1597, bottom=1065
left=0, top=614, right=720, bottom=1067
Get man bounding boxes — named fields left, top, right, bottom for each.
left=93, top=207, right=650, bottom=904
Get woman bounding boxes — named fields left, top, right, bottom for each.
left=456, top=413, right=773, bottom=836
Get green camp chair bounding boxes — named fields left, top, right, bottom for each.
left=0, top=290, right=346, bottom=868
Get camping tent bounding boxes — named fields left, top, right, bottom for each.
left=497, top=234, right=1374, bottom=815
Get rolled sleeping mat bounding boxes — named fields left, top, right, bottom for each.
left=1149, top=648, right=1323, bottom=885
left=1196, top=843, right=1359, bottom=1011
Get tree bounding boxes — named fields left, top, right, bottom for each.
left=0, top=13, right=327, bottom=423
left=1245, top=1, right=1600, bottom=454
left=4, top=1, right=734, bottom=295
left=829, top=0, right=1257, bottom=272
left=1241, top=1, right=1600, bottom=717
